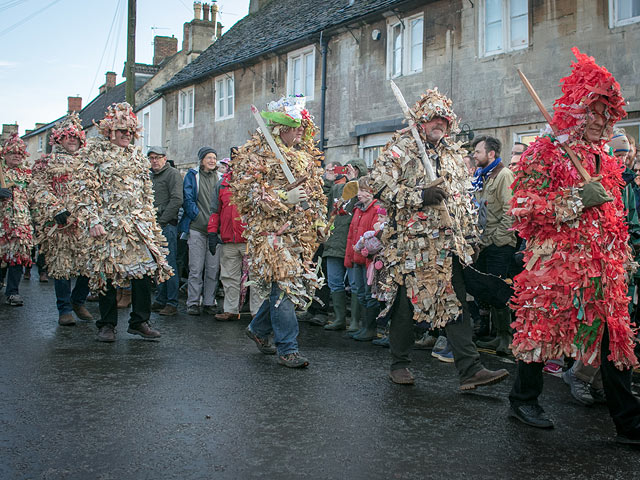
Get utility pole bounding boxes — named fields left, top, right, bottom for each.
left=125, top=0, right=136, bottom=107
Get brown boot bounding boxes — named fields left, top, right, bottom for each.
left=127, top=321, right=161, bottom=339
left=39, top=272, right=49, bottom=283
left=389, top=368, right=415, bottom=385
left=72, top=304, right=93, bottom=321
left=58, top=313, right=76, bottom=326
left=117, top=289, right=132, bottom=309
left=459, top=367, right=509, bottom=391
left=215, top=312, right=240, bottom=321
left=159, top=305, right=177, bottom=316
left=96, top=325, right=116, bottom=342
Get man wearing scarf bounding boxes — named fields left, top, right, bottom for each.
left=471, top=136, right=516, bottom=355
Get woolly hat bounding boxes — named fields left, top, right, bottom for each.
left=1, top=133, right=29, bottom=158
left=198, top=146, right=217, bottom=161
left=97, top=102, right=141, bottom=140
left=608, top=130, right=630, bottom=154
left=50, top=113, right=86, bottom=147
left=552, top=47, right=626, bottom=140
left=261, top=95, right=309, bottom=128
left=410, top=88, right=460, bottom=135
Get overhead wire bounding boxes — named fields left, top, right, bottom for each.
left=0, top=0, right=28, bottom=14
left=86, top=0, right=124, bottom=101
left=0, top=0, right=64, bottom=38
left=110, top=0, right=126, bottom=71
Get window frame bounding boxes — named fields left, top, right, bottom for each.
left=609, top=0, right=640, bottom=27
left=215, top=73, right=235, bottom=122
left=386, top=12, right=424, bottom=79
left=287, top=46, right=316, bottom=100
left=177, top=86, right=195, bottom=130
left=479, top=0, right=529, bottom=57
left=37, top=135, right=43, bottom=152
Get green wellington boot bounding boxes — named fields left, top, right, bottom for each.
left=324, top=291, right=347, bottom=330
left=353, top=304, right=380, bottom=341
left=346, top=294, right=362, bottom=334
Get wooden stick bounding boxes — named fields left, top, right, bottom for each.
left=517, top=69, right=594, bottom=183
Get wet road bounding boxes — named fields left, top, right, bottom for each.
left=1, top=278, right=639, bottom=479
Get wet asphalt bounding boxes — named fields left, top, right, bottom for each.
left=1, top=277, right=640, bottom=480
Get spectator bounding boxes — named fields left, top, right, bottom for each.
left=510, top=141, right=528, bottom=167
left=179, top=147, right=221, bottom=316
left=149, top=146, right=183, bottom=316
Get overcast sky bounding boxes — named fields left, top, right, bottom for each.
left=0, top=0, right=250, bottom=134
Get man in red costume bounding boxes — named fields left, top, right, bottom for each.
left=508, top=48, right=640, bottom=444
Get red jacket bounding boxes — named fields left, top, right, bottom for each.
left=207, top=174, right=246, bottom=243
left=345, top=199, right=379, bottom=268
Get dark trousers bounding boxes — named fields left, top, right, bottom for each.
left=510, top=325, right=640, bottom=436
left=389, top=255, right=482, bottom=381
left=308, top=247, right=330, bottom=315
left=5, top=265, right=22, bottom=296
left=97, top=276, right=152, bottom=329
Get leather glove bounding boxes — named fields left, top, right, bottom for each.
left=208, top=233, right=220, bottom=256
left=54, top=211, right=71, bottom=225
left=284, top=186, right=308, bottom=205
left=422, top=186, right=447, bottom=206
left=0, top=188, right=12, bottom=200
left=579, top=181, right=613, bottom=208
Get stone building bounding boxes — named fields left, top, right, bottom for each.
left=157, top=0, right=640, bottom=168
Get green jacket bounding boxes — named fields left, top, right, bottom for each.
left=150, top=162, right=183, bottom=227
left=475, top=163, right=516, bottom=248
left=322, top=157, right=368, bottom=258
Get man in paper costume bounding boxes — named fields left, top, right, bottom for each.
left=508, top=49, right=640, bottom=444
left=29, top=113, right=93, bottom=326
left=0, top=134, right=33, bottom=306
left=370, top=89, right=509, bottom=389
left=231, top=96, right=326, bottom=368
left=79, top=102, right=173, bottom=342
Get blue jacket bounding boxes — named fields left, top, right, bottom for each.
left=178, top=168, right=200, bottom=234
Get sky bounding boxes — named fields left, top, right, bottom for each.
left=0, top=0, right=250, bottom=135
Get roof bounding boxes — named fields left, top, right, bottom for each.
left=22, top=116, right=63, bottom=139
left=79, top=76, right=149, bottom=129
left=157, top=0, right=414, bottom=93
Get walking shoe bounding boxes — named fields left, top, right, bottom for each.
left=308, top=314, right=328, bottom=326
left=39, top=272, right=49, bottom=282
left=72, top=304, right=93, bottom=321
left=372, top=335, right=390, bottom=347
left=296, top=310, right=313, bottom=323
left=23, top=270, right=31, bottom=280
left=151, top=302, right=165, bottom=312
left=277, top=352, right=310, bottom=368
left=431, top=336, right=455, bottom=363
left=202, top=305, right=218, bottom=315
left=187, top=305, right=201, bottom=315
left=158, top=305, right=178, bottom=316
left=509, top=404, right=554, bottom=429
left=127, top=322, right=161, bottom=339
left=58, top=313, right=76, bottom=326
left=414, top=332, right=438, bottom=350
left=590, top=386, right=607, bottom=404
left=215, top=312, right=241, bottom=321
left=389, top=368, right=415, bottom=385
left=5, top=294, right=24, bottom=306
left=245, top=327, right=276, bottom=355
left=542, top=361, right=563, bottom=376
left=96, top=325, right=116, bottom=343
left=459, top=367, right=509, bottom=391
left=562, top=368, right=594, bottom=406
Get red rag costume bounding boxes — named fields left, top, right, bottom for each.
left=509, top=48, right=637, bottom=370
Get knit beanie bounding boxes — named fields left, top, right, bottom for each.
left=198, top=146, right=217, bottom=161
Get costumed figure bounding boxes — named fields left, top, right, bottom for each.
left=0, top=133, right=34, bottom=306
left=29, top=114, right=93, bottom=325
left=508, top=49, right=640, bottom=442
left=370, top=88, right=508, bottom=388
left=231, top=96, right=326, bottom=368
left=77, top=102, right=172, bottom=342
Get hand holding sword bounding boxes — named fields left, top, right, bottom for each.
left=250, top=105, right=311, bottom=210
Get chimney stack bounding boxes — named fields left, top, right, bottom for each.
left=211, top=1, right=219, bottom=40
left=153, top=35, right=178, bottom=65
left=194, top=1, right=202, bottom=20
left=67, top=96, right=82, bottom=114
left=106, top=71, right=117, bottom=89
left=202, top=3, right=209, bottom=21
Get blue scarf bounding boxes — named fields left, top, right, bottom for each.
left=471, top=157, right=502, bottom=191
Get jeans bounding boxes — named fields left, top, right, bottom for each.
left=54, top=276, right=90, bottom=315
left=155, top=224, right=179, bottom=307
left=5, top=265, right=22, bottom=296
left=352, top=263, right=379, bottom=309
left=326, top=256, right=348, bottom=293
left=248, top=282, right=299, bottom=356
left=97, top=276, right=152, bottom=328
left=509, top=325, right=640, bottom=436
left=388, top=255, right=482, bottom=381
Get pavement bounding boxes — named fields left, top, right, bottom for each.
left=1, top=277, right=640, bottom=480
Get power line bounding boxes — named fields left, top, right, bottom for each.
left=0, top=0, right=64, bottom=38
left=86, top=0, right=123, bottom=101
left=0, top=0, right=28, bottom=14
left=111, top=1, right=127, bottom=71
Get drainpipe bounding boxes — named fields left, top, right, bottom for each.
left=319, top=31, right=328, bottom=155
